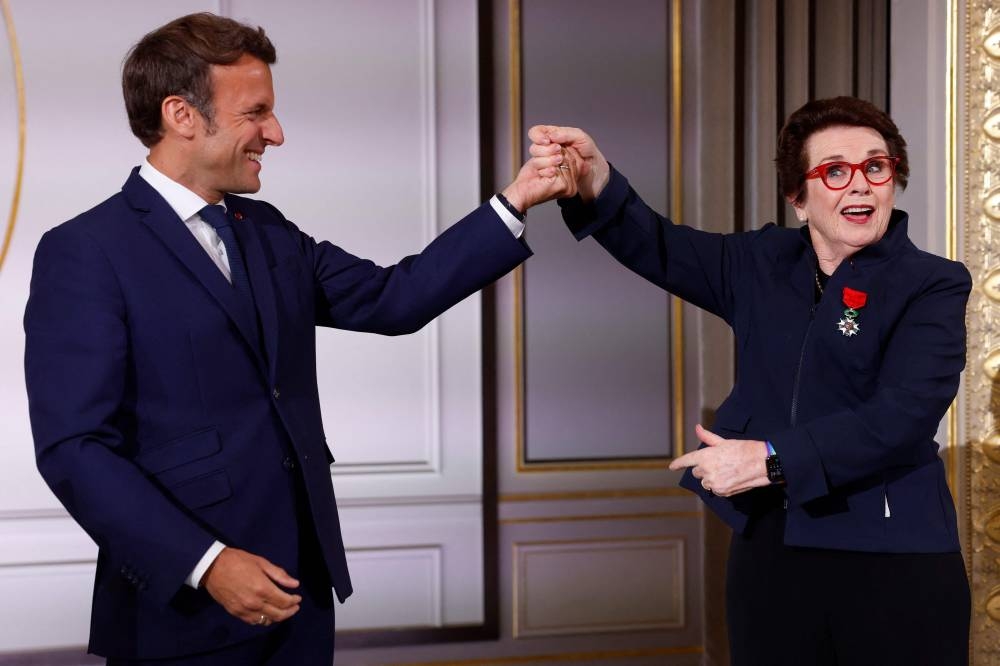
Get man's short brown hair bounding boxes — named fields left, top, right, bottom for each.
left=122, top=12, right=276, bottom=147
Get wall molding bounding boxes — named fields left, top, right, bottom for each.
left=512, top=535, right=685, bottom=639
left=333, top=0, right=443, bottom=477
left=508, top=0, right=685, bottom=474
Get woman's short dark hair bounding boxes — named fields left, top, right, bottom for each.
left=122, top=13, right=276, bottom=147
left=776, top=96, right=908, bottom=204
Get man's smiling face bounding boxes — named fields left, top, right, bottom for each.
left=185, top=54, right=284, bottom=202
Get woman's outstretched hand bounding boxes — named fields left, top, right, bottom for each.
left=669, top=424, right=773, bottom=497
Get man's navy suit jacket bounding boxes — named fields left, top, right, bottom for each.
left=562, top=167, right=971, bottom=554
left=24, top=169, right=531, bottom=659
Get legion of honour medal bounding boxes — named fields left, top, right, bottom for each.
left=837, top=286, right=867, bottom=337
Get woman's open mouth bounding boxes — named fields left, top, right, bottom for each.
left=841, top=205, right=875, bottom=224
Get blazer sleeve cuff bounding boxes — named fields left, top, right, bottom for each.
left=769, top=428, right=830, bottom=506
left=559, top=164, right=630, bottom=240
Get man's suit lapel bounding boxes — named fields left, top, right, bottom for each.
left=121, top=170, right=267, bottom=372
left=227, top=197, right=280, bottom=382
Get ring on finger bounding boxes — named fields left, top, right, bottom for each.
left=257, top=613, right=267, bottom=626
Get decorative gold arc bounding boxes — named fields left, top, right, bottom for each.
left=511, top=0, right=686, bottom=473
left=0, top=0, right=24, bottom=273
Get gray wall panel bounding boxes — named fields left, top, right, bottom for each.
left=521, top=0, right=672, bottom=461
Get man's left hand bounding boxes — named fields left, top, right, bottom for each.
left=500, top=147, right=581, bottom=213
left=669, top=424, right=771, bottom=497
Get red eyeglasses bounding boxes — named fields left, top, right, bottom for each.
left=804, top=156, right=899, bottom=191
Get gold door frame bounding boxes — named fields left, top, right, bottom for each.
left=957, top=0, right=1000, bottom=661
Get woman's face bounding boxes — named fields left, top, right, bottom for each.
left=791, top=125, right=896, bottom=267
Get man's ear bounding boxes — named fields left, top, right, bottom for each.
left=161, top=95, right=198, bottom=139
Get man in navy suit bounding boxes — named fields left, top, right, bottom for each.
left=23, top=13, right=575, bottom=665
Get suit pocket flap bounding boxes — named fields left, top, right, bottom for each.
left=169, top=470, right=232, bottom=509
left=137, top=428, right=221, bottom=474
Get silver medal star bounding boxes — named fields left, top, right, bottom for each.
left=837, top=318, right=860, bottom=337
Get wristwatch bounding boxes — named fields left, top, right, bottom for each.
left=766, top=453, right=785, bottom=485
left=495, top=192, right=526, bottom=221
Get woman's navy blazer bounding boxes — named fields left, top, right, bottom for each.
left=561, top=167, right=971, bottom=554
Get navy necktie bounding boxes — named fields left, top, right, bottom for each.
left=199, top=205, right=262, bottom=352
left=199, top=205, right=250, bottom=294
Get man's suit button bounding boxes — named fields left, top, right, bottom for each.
left=272, top=387, right=280, bottom=400
left=282, top=456, right=296, bottom=471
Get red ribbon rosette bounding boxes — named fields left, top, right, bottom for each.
left=842, top=287, right=867, bottom=310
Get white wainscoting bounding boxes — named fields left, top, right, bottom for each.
left=512, top=536, right=685, bottom=638
left=242, top=0, right=485, bottom=499
left=0, top=0, right=486, bottom=653
left=0, top=513, right=96, bottom=650
left=0, top=562, right=96, bottom=652
left=340, top=501, right=484, bottom=628
left=341, top=546, right=443, bottom=630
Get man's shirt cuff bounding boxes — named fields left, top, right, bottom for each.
left=186, top=540, right=227, bottom=588
left=490, top=196, right=525, bottom=239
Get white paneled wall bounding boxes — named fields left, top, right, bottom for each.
left=0, top=0, right=485, bottom=653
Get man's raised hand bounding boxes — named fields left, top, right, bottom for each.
left=501, top=145, right=582, bottom=213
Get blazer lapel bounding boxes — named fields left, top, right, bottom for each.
left=122, top=170, right=266, bottom=370
left=227, top=198, right=279, bottom=382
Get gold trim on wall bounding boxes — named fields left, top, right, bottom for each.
left=511, top=0, right=686, bottom=473
left=961, top=0, right=1000, bottom=661
left=0, top=0, right=25, bottom=272
left=390, top=645, right=703, bottom=666
left=945, top=0, right=959, bottom=503
left=499, top=511, right=699, bottom=525
left=500, top=487, right=690, bottom=502
left=669, top=0, right=685, bottom=460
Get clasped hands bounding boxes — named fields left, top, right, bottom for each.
left=501, top=125, right=612, bottom=212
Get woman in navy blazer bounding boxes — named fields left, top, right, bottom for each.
left=531, top=98, right=971, bottom=665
